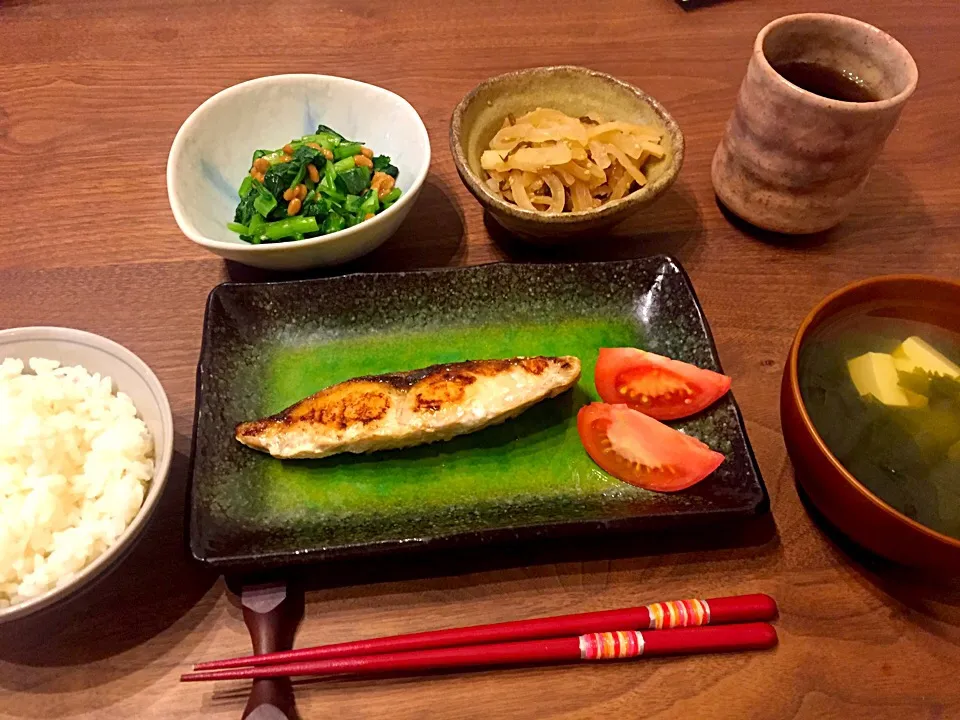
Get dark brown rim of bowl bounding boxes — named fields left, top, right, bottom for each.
left=449, top=65, right=685, bottom=225
left=787, top=274, right=960, bottom=550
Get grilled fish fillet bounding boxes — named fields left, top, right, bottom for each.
left=236, top=356, right=581, bottom=459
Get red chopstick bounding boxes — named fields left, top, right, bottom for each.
left=181, top=622, right=777, bottom=682
left=194, top=593, right=775, bottom=671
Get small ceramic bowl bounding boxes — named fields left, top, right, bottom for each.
left=0, top=327, right=174, bottom=623
left=450, top=66, right=684, bottom=242
left=781, top=276, right=960, bottom=571
left=168, top=74, right=431, bottom=270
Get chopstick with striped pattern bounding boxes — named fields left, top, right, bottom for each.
left=181, top=622, right=777, bottom=682
left=193, top=593, right=776, bottom=671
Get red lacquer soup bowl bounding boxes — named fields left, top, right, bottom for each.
left=781, top=275, right=960, bottom=571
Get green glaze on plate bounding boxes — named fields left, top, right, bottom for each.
left=262, top=318, right=635, bottom=516
left=190, top=258, right=767, bottom=570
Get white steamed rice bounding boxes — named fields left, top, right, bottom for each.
left=0, top=357, right=154, bottom=608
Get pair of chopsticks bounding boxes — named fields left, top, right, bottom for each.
left=181, top=593, right=777, bottom=682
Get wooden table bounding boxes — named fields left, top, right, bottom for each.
left=2, top=1, right=959, bottom=717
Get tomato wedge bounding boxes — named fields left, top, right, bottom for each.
left=594, top=347, right=732, bottom=420
left=577, top=403, right=724, bottom=492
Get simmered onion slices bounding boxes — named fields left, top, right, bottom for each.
left=480, top=108, right=664, bottom=213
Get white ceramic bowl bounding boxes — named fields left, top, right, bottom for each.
left=167, top=74, right=431, bottom=270
left=0, top=327, right=174, bottom=623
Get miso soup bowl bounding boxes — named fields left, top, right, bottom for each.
left=781, top=275, right=960, bottom=571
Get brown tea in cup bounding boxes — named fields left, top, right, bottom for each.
left=712, top=13, right=918, bottom=234
left=771, top=61, right=881, bottom=103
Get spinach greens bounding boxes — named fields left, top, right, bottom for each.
left=228, top=124, right=401, bottom=244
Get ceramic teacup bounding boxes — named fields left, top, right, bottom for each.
left=712, top=13, right=918, bottom=234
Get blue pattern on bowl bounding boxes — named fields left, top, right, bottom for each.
left=201, top=160, right=237, bottom=206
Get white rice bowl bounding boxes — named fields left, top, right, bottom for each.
left=0, top=357, right=154, bottom=607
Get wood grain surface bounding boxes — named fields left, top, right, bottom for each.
left=2, top=1, right=959, bottom=718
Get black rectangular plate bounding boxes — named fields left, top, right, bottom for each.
left=189, top=257, right=768, bottom=571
